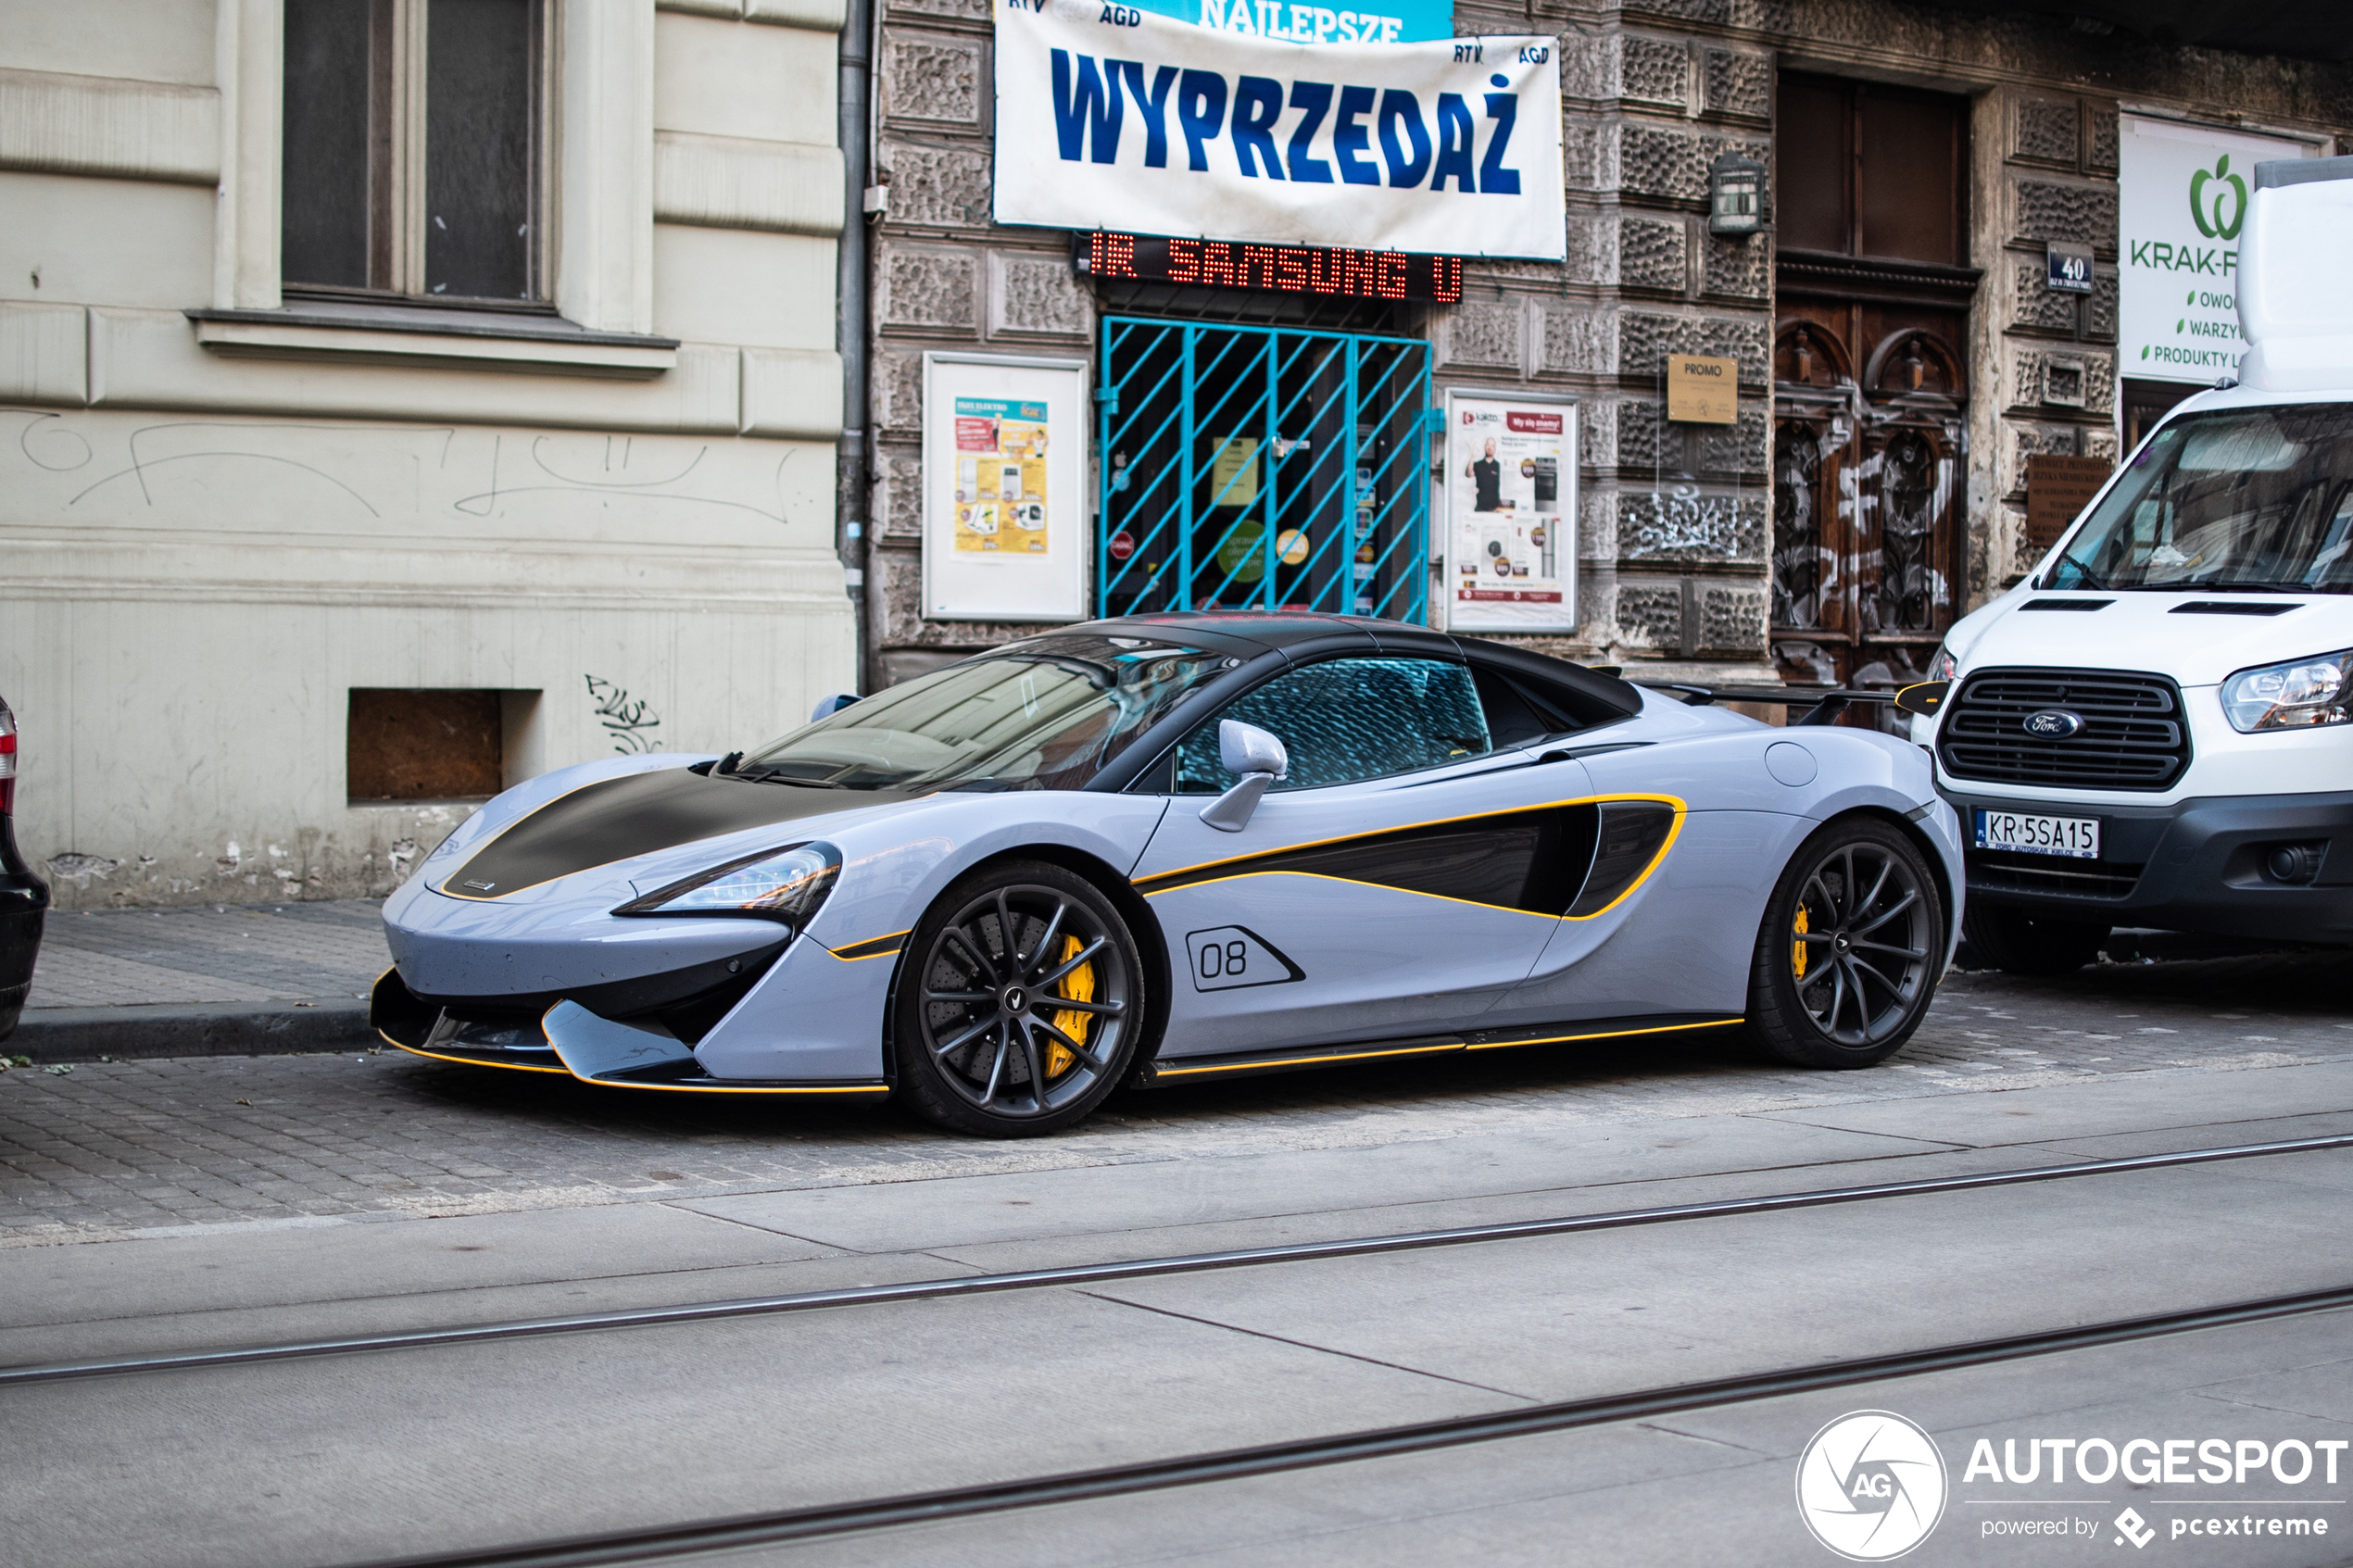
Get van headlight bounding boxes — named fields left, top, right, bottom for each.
left=2221, top=650, right=2353, bottom=732
left=613, top=842, right=841, bottom=927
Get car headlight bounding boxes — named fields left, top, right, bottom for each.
left=1928, top=644, right=1957, bottom=683
left=2221, top=650, right=2353, bottom=733
left=613, top=842, right=841, bottom=926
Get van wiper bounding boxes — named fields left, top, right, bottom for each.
left=2186, top=581, right=2311, bottom=595
left=2049, top=553, right=2108, bottom=589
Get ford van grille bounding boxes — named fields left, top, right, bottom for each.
left=1938, top=669, right=2189, bottom=791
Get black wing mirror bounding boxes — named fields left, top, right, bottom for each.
left=1892, top=681, right=1950, bottom=718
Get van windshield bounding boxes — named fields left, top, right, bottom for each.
left=731, top=634, right=1227, bottom=792
left=2044, top=404, right=2353, bottom=594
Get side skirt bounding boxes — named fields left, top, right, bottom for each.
left=1137, top=1013, right=1745, bottom=1087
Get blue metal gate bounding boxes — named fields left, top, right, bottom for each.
left=1095, top=318, right=1433, bottom=623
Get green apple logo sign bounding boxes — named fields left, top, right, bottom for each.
left=2190, top=154, right=2247, bottom=240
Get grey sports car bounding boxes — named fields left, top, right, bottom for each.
left=372, top=612, right=1964, bottom=1136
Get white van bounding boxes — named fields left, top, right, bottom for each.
left=1918, top=155, right=2353, bottom=974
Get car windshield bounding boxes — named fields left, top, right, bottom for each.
left=733, top=634, right=1227, bottom=792
left=2044, top=404, right=2353, bottom=594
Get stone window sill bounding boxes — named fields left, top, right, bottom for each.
left=184, top=303, right=681, bottom=380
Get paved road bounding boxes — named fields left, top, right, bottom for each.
left=2, top=952, right=2350, bottom=1566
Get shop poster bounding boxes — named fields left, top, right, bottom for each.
left=1442, top=390, right=1576, bottom=633
left=923, top=353, right=1088, bottom=621
left=952, top=398, right=1051, bottom=556
left=2119, top=116, right=2320, bottom=385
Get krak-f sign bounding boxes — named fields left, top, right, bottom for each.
left=993, top=0, right=1566, bottom=260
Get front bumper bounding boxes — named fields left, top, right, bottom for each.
left=1939, top=785, right=2353, bottom=943
left=370, top=967, right=891, bottom=1098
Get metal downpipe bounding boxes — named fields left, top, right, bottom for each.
left=837, top=0, right=875, bottom=693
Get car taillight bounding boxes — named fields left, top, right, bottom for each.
left=0, top=698, right=16, bottom=817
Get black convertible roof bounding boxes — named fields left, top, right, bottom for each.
left=1058, top=611, right=1644, bottom=722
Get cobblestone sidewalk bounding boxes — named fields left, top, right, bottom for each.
left=21, top=901, right=389, bottom=1015
left=5, top=949, right=2351, bottom=1246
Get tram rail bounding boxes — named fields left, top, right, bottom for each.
left=5, top=1130, right=2347, bottom=1389
left=331, top=1282, right=2353, bottom=1568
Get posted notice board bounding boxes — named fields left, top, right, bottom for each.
left=923, top=352, right=1089, bottom=621
left=1441, top=388, right=1577, bottom=633
left=2024, top=454, right=2112, bottom=558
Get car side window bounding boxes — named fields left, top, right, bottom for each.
left=1173, top=658, right=1493, bottom=794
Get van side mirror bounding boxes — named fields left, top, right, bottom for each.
left=1893, top=681, right=1950, bottom=718
left=1199, top=721, right=1289, bottom=833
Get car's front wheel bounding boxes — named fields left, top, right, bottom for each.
left=1745, top=818, right=1945, bottom=1069
left=890, top=860, right=1145, bottom=1136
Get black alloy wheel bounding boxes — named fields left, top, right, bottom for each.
left=1745, top=817, right=1945, bottom=1068
left=891, top=860, right=1145, bottom=1136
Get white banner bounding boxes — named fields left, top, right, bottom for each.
left=993, top=0, right=1565, bottom=260
left=1442, top=389, right=1576, bottom=633
left=2120, top=116, right=2319, bottom=385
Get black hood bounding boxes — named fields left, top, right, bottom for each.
left=443, top=768, right=915, bottom=897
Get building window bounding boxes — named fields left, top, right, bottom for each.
left=1776, top=74, right=1968, bottom=267
left=283, top=0, right=547, bottom=302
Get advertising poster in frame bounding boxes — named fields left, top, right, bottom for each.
left=1441, top=388, right=1578, bottom=633
left=922, top=352, right=1088, bottom=621
left=2118, top=115, right=2319, bottom=385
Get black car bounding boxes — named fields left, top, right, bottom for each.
left=0, top=695, right=46, bottom=1041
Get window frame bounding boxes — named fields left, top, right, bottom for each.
left=1164, top=654, right=1504, bottom=797
left=280, top=0, right=555, bottom=306
left=1773, top=71, right=1969, bottom=269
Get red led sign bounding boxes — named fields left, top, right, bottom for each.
left=1074, top=232, right=1465, bottom=304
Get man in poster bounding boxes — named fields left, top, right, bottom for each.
left=1468, top=438, right=1504, bottom=514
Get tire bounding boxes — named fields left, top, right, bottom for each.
left=1744, top=818, right=1947, bottom=1069
left=890, top=859, right=1147, bottom=1137
left=1959, top=905, right=2108, bottom=977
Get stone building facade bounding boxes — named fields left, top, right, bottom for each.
left=856, top=0, right=2353, bottom=691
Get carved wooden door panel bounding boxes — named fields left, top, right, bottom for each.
left=1850, top=326, right=1965, bottom=689
left=1771, top=317, right=1856, bottom=686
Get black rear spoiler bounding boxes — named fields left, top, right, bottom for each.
left=1630, top=680, right=1951, bottom=727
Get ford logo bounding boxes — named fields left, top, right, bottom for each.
left=2023, top=709, right=2084, bottom=739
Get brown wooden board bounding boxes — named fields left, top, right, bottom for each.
left=2025, top=455, right=2112, bottom=556
left=347, top=689, right=502, bottom=802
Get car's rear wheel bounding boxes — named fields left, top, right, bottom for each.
left=890, top=860, right=1144, bottom=1137
left=1959, top=905, right=2108, bottom=976
left=1745, top=818, right=1945, bottom=1069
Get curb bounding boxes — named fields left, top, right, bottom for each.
left=9, top=1000, right=374, bottom=1062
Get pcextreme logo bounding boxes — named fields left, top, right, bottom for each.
left=1796, top=1411, right=1950, bottom=1561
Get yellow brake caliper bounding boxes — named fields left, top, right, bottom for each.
left=1047, top=934, right=1092, bottom=1078
left=1792, top=905, right=1810, bottom=980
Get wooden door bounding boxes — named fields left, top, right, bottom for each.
left=1770, top=309, right=1966, bottom=693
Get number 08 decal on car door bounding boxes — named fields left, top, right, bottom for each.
left=1183, top=926, right=1305, bottom=992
